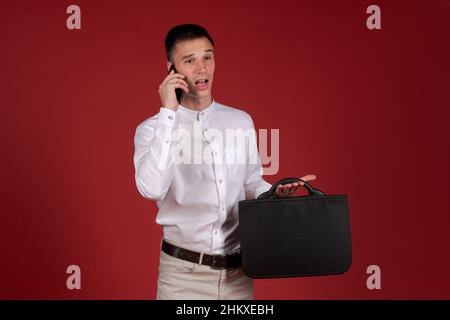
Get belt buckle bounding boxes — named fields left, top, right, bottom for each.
left=211, top=255, right=224, bottom=270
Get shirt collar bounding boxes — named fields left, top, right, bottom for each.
left=177, top=99, right=217, bottom=121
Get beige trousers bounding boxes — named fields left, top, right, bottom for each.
left=156, top=250, right=254, bottom=300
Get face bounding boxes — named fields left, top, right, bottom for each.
left=169, top=37, right=215, bottom=100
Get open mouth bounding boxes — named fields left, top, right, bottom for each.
left=194, top=78, right=209, bottom=90
left=195, top=79, right=209, bottom=85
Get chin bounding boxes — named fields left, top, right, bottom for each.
left=195, top=91, right=212, bottom=99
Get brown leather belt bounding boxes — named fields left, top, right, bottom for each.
left=161, top=239, right=241, bottom=270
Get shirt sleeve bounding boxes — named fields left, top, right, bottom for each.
left=133, top=107, right=177, bottom=201
left=243, top=115, right=272, bottom=200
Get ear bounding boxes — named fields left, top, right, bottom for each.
left=167, top=61, right=173, bottom=72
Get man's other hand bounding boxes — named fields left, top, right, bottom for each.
left=274, top=174, right=317, bottom=198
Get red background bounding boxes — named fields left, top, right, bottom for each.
left=1, top=0, right=449, bottom=299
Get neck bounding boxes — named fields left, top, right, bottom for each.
left=181, top=94, right=213, bottom=111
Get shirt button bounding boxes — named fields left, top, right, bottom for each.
left=164, top=139, right=170, bottom=144
left=214, top=230, right=218, bottom=234
left=219, top=179, right=223, bottom=184
left=168, top=115, right=173, bottom=120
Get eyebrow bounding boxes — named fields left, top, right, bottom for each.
left=181, top=49, right=214, bottom=60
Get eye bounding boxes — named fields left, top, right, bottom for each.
left=185, top=59, right=193, bottom=64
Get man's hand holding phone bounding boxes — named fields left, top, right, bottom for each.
left=158, top=68, right=189, bottom=111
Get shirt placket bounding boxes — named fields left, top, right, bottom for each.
left=197, top=111, right=227, bottom=251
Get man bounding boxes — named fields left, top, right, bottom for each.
left=133, top=24, right=317, bottom=300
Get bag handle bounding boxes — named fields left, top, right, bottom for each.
left=257, top=177, right=326, bottom=200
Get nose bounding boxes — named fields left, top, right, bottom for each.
left=196, top=60, right=207, bottom=74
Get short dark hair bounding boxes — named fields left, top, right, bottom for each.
left=165, top=24, right=214, bottom=62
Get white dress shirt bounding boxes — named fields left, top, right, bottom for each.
left=133, top=100, right=272, bottom=254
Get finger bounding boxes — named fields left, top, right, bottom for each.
left=284, top=185, right=293, bottom=193
left=276, top=186, right=288, bottom=197
left=300, top=174, right=316, bottom=181
left=279, top=189, right=288, bottom=197
left=168, top=78, right=189, bottom=88
left=163, top=73, right=186, bottom=84
left=275, top=188, right=283, bottom=197
left=289, top=182, right=300, bottom=190
left=171, top=83, right=189, bottom=93
left=275, top=186, right=284, bottom=196
left=169, top=73, right=186, bottom=79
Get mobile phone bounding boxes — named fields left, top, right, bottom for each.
left=169, top=64, right=185, bottom=104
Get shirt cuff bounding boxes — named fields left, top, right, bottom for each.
left=255, top=181, right=273, bottom=199
left=157, top=107, right=177, bottom=128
